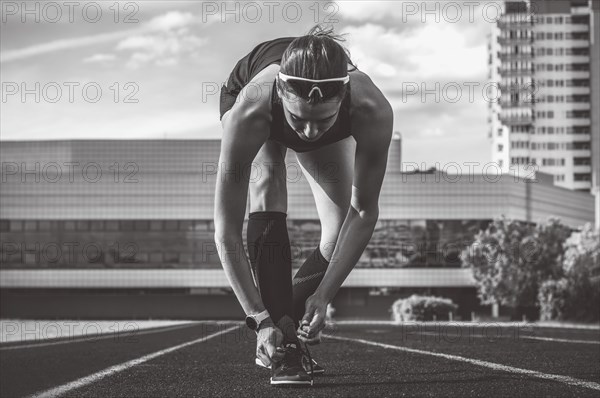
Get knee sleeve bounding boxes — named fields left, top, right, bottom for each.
left=246, top=211, right=293, bottom=324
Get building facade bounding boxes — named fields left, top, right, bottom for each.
left=0, top=139, right=595, bottom=319
left=489, top=0, right=597, bottom=195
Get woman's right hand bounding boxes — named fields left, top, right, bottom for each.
left=256, top=318, right=284, bottom=367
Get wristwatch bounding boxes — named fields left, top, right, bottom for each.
left=245, top=309, right=270, bottom=331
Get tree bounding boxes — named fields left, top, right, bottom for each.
left=461, top=216, right=572, bottom=312
left=538, top=223, right=600, bottom=322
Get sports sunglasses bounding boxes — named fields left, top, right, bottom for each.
left=278, top=72, right=349, bottom=100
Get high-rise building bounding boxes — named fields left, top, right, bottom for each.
left=488, top=0, right=597, bottom=198
left=591, top=0, right=600, bottom=230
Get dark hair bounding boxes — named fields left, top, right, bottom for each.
left=277, top=25, right=357, bottom=104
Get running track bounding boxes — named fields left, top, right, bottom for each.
left=1, top=322, right=599, bottom=397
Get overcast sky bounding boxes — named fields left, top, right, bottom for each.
left=1, top=1, right=501, bottom=168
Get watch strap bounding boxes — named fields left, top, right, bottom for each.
left=253, top=309, right=270, bottom=326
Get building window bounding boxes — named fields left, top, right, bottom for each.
left=76, top=221, right=89, bottom=231
left=120, top=221, right=134, bottom=231
left=574, top=157, right=590, bottom=166
left=134, top=221, right=149, bottom=231
left=38, top=221, right=51, bottom=231
left=165, top=221, right=178, bottom=231
left=498, top=144, right=503, bottom=152
left=574, top=173, right=591, bottom=182
left=90, top=221, right=103, bottom=231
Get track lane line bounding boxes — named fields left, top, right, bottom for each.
left=0, top=323, right=204, bottom=351
left=325, top=334, right=600, bottom=392
left=26, top=325, right=240, bottom=398
left=519, top=335, right=600, bottom=345
left=416, top=331, right=600, bottom=345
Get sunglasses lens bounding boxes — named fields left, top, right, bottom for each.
left=283, top=80, right=345, bottom=100
left=319, top=82, right=345, bottom=98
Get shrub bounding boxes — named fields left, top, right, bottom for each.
left=391, top=294, right=458, bottom=322
left=538, top=278, right=570, bottom=321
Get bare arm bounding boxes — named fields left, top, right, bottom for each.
left=314, top=101, right=394, bottom=303
left=213, top=95, right=271, bottom=316
left=299, top=89, right=394, bottom=337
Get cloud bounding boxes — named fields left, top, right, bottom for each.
left=2, top=30, right=133, bottom=63
left=337, top=1, right=400, bottom=21
left=1, top=10, right=204, bottom=63
left=344, top=23, right=487, bottom=83
left=146, top=10, right=195, bottom=31
left=82, top=53, right=116, bottom=63
left=116, top=29, right=207, bottom=69
left=422, top=128, right=445, bottom=137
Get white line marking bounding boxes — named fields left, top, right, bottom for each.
left=325, top=334, right=600, bottom=392
left=520, top=335, right=600, bottom=345
left=416, top=331, right=600, bottom=345
left=0, top=323, right=201, bottom=351
left=331, top=320, right=600, bottom=330
left=27, top=325, right=240, bottom=398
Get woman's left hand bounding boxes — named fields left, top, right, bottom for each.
left=297, top=294, right=328, bottom=340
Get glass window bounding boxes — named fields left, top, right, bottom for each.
left=149, top=252, right=163, bottom=263
left=165, top=221, right=178, bottom=231
left=0, top=220, right=10, bottom=232
left=24, top=221, right=37, bottom=231
left=134, top=221, right=149, bottom=231
left=164, top=252, right=179, bottom=263
left=179, top=221, right=192, bottom=231
left=76, top=221, right=89, bottom=231
left=150, top=221, right=162, bottom=231
left=120, top=221, right=134, bottom=231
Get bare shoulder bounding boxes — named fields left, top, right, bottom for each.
left=349, top=69, right=393, bottom=120
left=226, top=64, right=280, bottom=128
left=349, top=70, right=394, bottom=145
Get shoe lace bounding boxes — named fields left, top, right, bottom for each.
left=281, top=342, right=314, bottom=383
left=301, top=341, right=314, bottom=380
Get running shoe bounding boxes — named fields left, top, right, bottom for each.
left=270, top=341, right=313, bottom=386
left=256, top=349, right=325, bottom=375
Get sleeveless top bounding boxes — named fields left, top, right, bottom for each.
left=222, top=37, right=354, bottom=153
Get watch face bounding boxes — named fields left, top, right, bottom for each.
left=245, top=316, right=258, bottom=330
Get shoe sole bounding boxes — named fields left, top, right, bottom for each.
left=270, top=378, right=313, bottom=386
left=256, top=358, right=324, bottom=375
